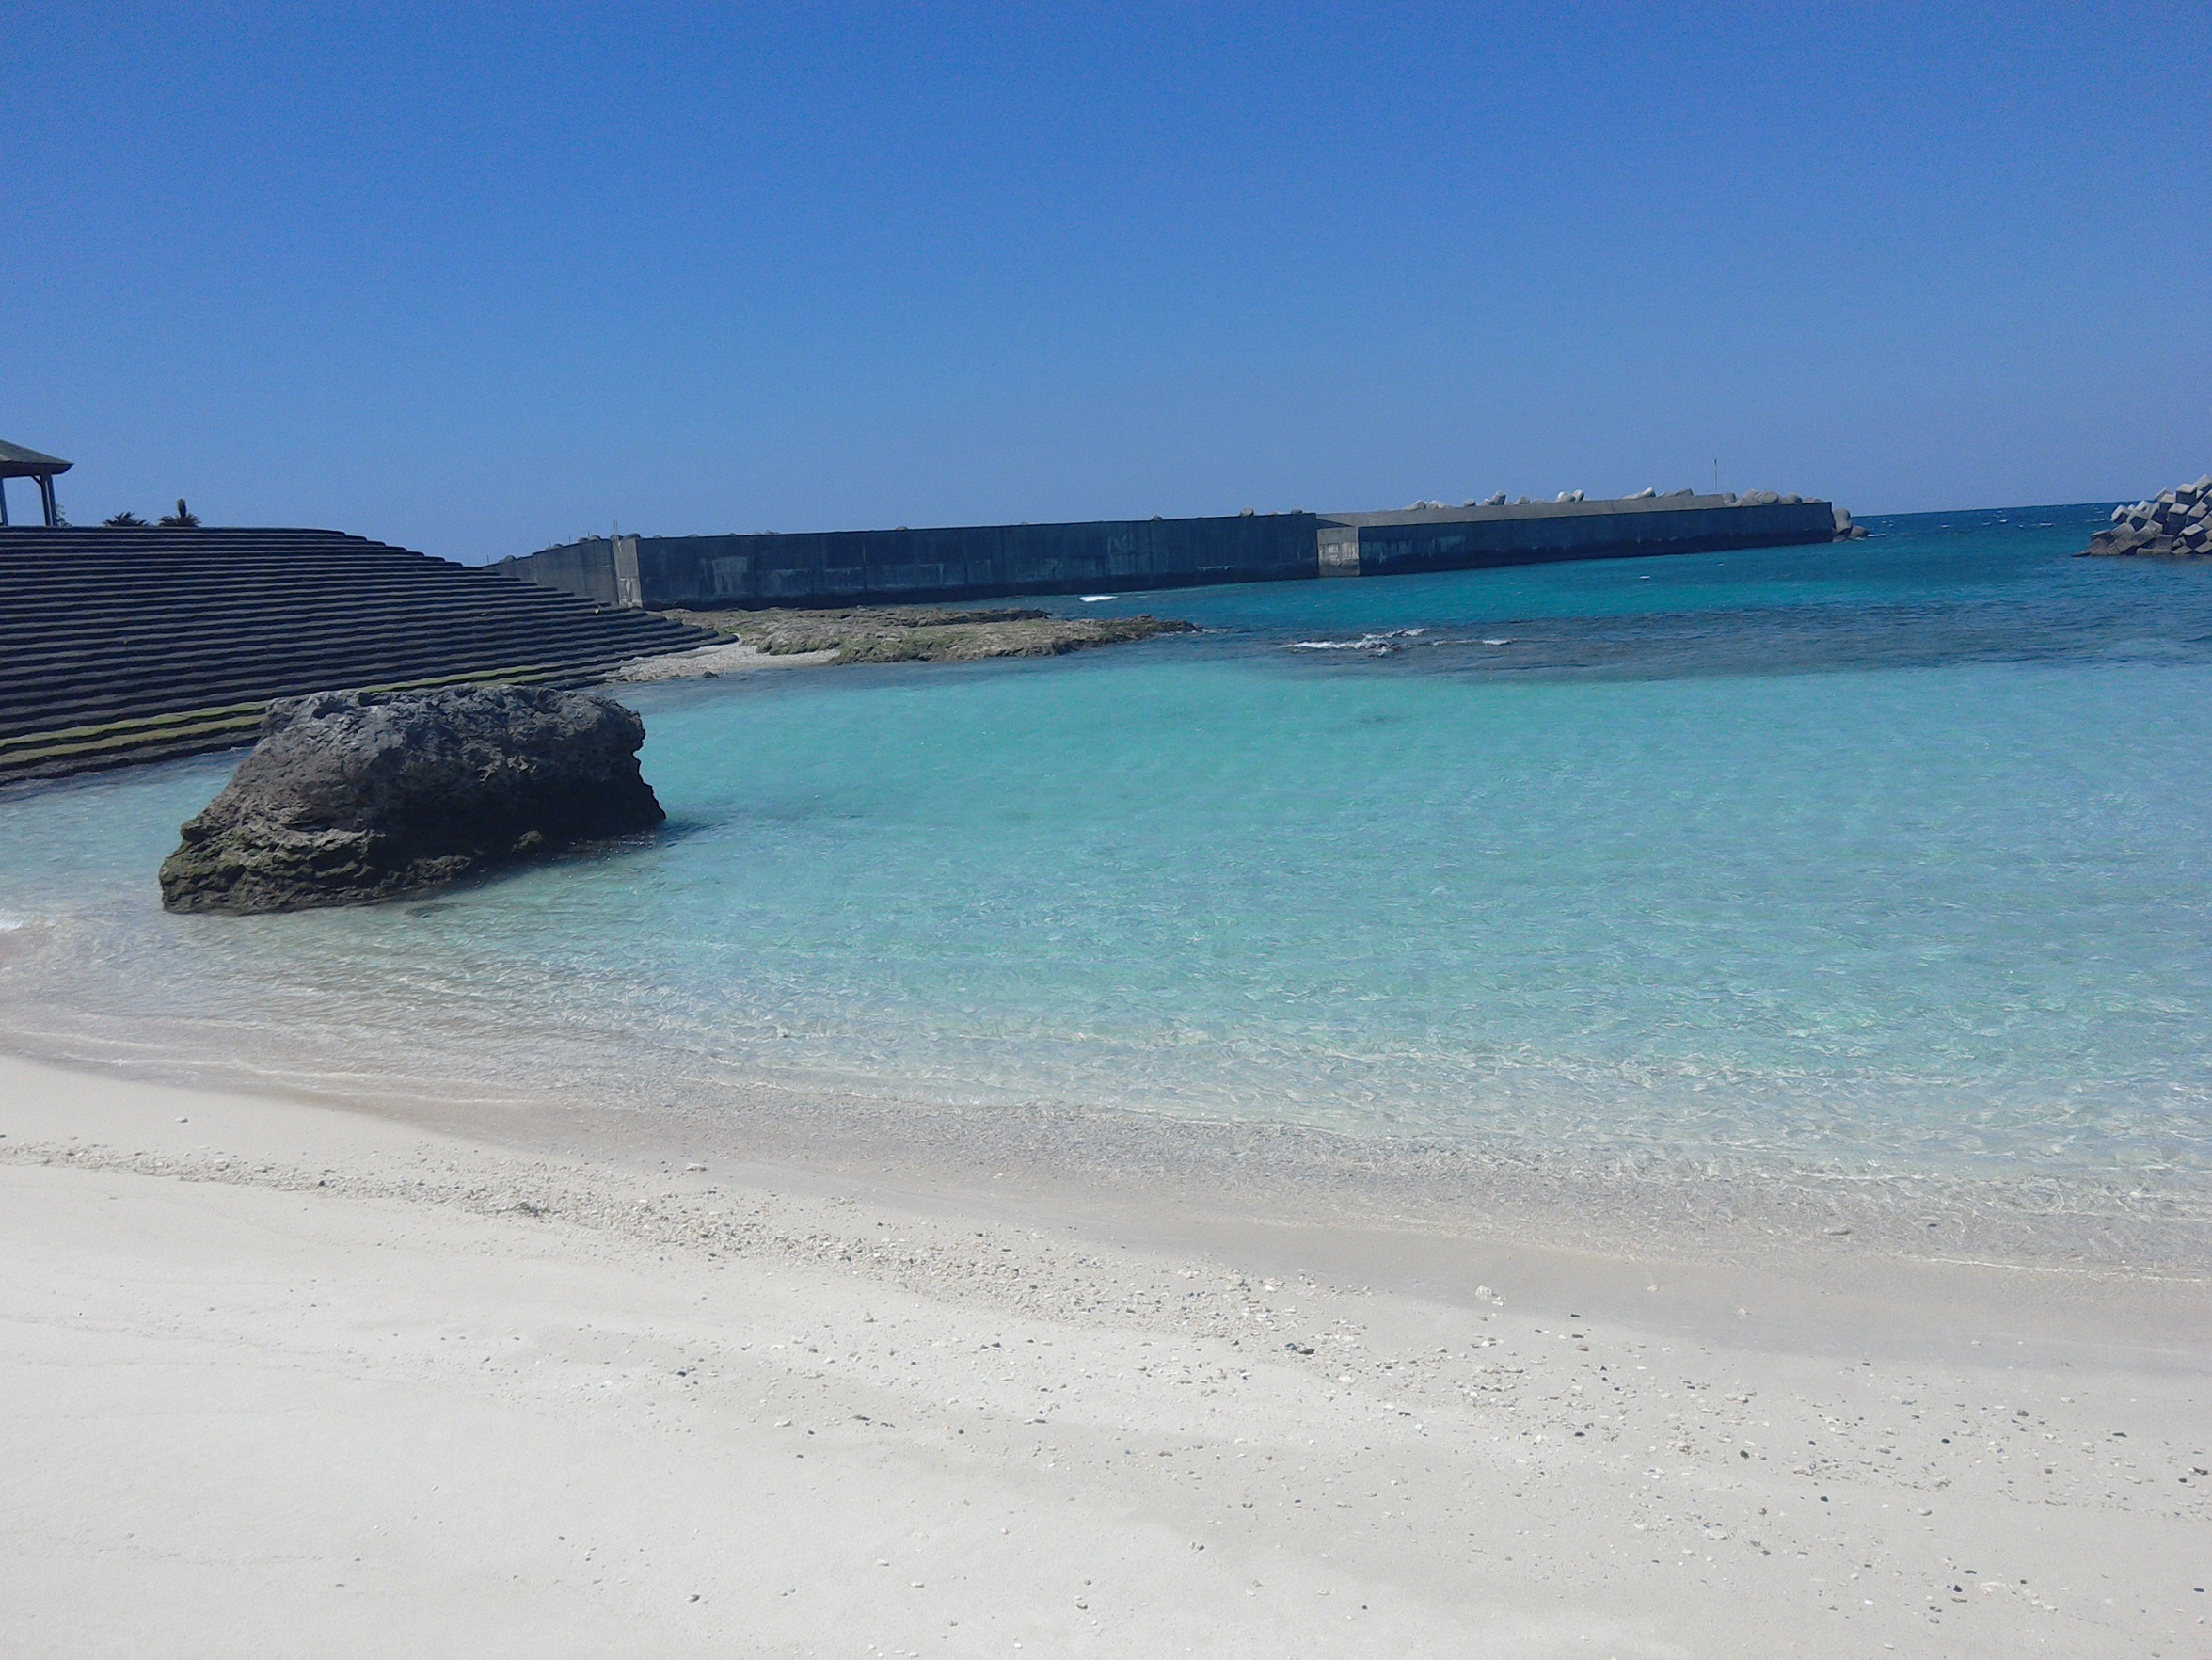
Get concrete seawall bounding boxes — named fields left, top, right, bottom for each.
left=1337, top=496, right=1842, bottom=576
left=501, top=493, right=1844, bottom=610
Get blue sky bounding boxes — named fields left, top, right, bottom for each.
left=4, top=4, right=2205, bottom=560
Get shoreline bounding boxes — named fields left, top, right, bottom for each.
left=6, top=1007, right=2208, bottom=1286
left=3, top=1050, right=2206, bottom=1655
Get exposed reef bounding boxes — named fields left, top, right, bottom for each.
left=655, top=605, right=1198, bottom=665
left=2082, top=476, right=2212, bottom=558
left=158, top=686, right=662, bottom=914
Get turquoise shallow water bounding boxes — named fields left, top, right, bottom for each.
left=4, top=503, right=2211, bottom=1205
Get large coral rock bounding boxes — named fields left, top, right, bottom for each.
left=159, top=686, right=664, bottom=914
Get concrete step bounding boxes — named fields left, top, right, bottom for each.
left=0, top=606, right=695, bottom=675
left=0, top=624, right=691, bottom=724
left=0, top=604, right=696, bottom=662
left=0, top=526, right=713, bottom=775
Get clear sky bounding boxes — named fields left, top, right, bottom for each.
left=5, top=4, right=2205, bottom=560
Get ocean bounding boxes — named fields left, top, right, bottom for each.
left=5, top=503, right=2209, bottom=1251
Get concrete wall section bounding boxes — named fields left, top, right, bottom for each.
left=1317, top=522, right=1361, bottom=576
left=623, top=513, right=1322, bottom=608
left=501, top=496, right=1842, bottom=610
left=499, top=540, right=620, bottom=606
left=1348, top=499, right=1838, bottom=576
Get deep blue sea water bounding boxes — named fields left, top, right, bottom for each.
left=5, top=503, right=2210, bottom=1212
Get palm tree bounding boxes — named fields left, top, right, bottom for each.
left=104, top=510, right=148, bottom=527
left=156, top=499, right=200, bottom=528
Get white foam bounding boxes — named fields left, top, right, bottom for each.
left=1284, top=629, right=1428, bottom=652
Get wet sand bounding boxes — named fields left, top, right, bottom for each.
left=3, top=1053, right=2206, bottom=1656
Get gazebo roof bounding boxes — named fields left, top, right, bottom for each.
left=0, top=440, right=72, bottom=480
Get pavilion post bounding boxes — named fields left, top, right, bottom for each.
left=0, top=442, right=75, bottom=528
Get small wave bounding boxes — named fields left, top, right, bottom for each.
left=1284, top=629, right=1428, bottom=652
left=1079, top=595, right=1117, bottom=603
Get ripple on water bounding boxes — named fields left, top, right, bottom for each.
left=1, top=505, right=2209, bottom=1264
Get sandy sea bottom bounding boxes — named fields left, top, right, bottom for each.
left=3, top=504, right=2210, bottom=1271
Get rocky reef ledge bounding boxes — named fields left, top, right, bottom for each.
left=2082, top=475, right=2212, bottom=558
left=653, top=605, right=1198, bottom=665
left=159, top=686, right=663, bottom=915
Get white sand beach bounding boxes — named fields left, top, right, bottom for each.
left=3, top=1053, right=2205, bottom=1657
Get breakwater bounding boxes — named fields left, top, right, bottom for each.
left=501, top=491, right=1848, bottom=609
left=2083, top=475, right=2212, bottom=558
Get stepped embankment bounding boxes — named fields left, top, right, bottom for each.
left=0, top=526, right=714, bottom=781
